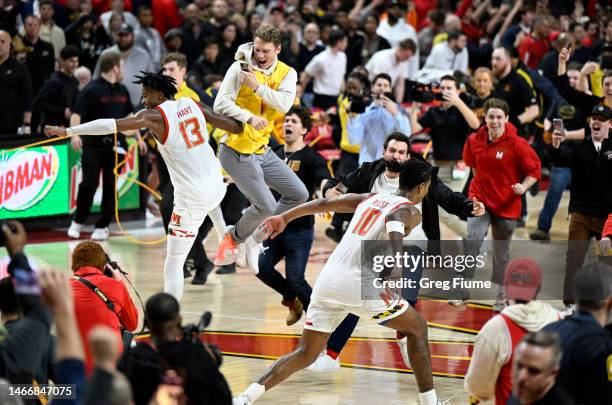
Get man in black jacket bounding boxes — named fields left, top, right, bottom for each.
left=322, top=133, right=480, bottom=243
left=309, top=133, right=485, bottom=372
left=549, top=104, right=612, bottom=306
left=541, top=263, right=612, bottom=405
left=33, top=45, right=79, bottom=128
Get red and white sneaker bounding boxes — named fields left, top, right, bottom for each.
left=214, top=232, right=238, bottom=266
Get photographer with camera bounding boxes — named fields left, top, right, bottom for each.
left=0, top=221, right=54, bottom=383
left=336, top=71, right=370, bottom=176
left=409, top=74, right=480, bottom=237
left=69, top=241, right=138, bottom=375
left=117, top=293, right=232, bottom=405
left=0, top=277, right=56, bottom=385
left=347, top=73, right=411, bottom=165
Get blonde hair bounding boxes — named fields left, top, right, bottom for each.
left=254, top=25, right=282, bottom=46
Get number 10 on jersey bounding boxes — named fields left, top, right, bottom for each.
left=352, top=207, right=382, bottom=236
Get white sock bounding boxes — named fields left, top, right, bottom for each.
left=243, top=383, right=265, bottom=402
left=163, top=237, right=194, bottom=301
left=208, top=205, right=227, bottom=242
left=419, top=389, right=437, bottom=405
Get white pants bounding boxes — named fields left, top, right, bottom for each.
left=164, top=202, right=217, bottom=301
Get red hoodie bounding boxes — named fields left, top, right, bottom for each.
left=604, top=214, right=612, bottom=238
left=463, top=123, right=541, bottom=219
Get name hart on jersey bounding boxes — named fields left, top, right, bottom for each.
left=176, top=106, right=193, bottom=119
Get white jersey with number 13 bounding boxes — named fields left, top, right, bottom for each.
left=155, top=97, right=225, bottom=208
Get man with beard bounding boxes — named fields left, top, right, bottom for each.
left=94, top=23, right=155, bottom=108
left=309, top=133, right=485, bottom=371
left=490, top=47, right=539, bottom=137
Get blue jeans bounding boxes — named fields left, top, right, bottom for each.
left=326, top=246, right=424, bottom=354
left=256, top=227, right=314, bottom=309
left=537, top=167, right=571, bottom=232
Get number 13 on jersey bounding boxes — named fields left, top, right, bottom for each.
left=179, top=117, right=205, bottom=149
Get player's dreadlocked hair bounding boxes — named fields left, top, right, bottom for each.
left=133, top=70, right=178, bottom=99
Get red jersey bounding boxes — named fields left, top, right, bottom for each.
left=71, top=266, right=139, bottom=375
left=518, top=35, right=549, bottom=69
left=463, top=123, right=541, bottom=219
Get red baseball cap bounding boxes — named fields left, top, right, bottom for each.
left=504, top=258, right=542, bottom=301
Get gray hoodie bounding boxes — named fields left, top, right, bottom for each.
left=464, top=301, right=561, bottom=402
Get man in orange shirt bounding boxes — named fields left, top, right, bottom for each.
left=70, top=242, right=139, bottom=374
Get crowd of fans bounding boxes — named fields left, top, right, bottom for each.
left=0, top=0, right=611, bottom=403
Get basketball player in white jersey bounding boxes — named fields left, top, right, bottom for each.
left=234, top=159, right=445, bottom=405
left=45, top=71, right=242, bottom=301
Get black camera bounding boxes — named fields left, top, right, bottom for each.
left=104, top=254, right=127, bottom=278
left=182, top=311, right=223, bottom=366
left=348, top=92, right=374, bottom=114
left=0, top=220, right=17, bottom=248
left=404, top=80, right=444, bottom=103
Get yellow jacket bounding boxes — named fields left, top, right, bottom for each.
left=338, top=95, right=360, bottom=154
left=175, top=81, right=200, bottom=101
left=223, top=62, right=292, bottom=154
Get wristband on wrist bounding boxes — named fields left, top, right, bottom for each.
left=386, top=220, right=405, bottom=235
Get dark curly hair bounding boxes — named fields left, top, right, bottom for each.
left=286, top=105, right=312, bottom=132
left=133, top=70, right=178, bottom=100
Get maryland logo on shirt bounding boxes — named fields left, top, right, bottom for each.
left=496, top=150, right=504, bottom=160
left=170, top=213, right=182, bottom=226
left=287, top=160, right=301, bottom=171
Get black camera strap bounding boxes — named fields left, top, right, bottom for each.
left=73, top=275, right=116, bottom=313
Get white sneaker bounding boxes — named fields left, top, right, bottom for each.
left=91, top=227, right=110, bottom=241
left=244, top=236, right=267, bottom=274
left=232, top=394, right=254, bottom=405
left=306, top=352, right=340, bottom=372
left=67, top=221, right=82, bottom=239
left=561, top=304, right=576, bottom=317
left=236, top=243, right=248, bottom=268
left=397, top=336, right=411, bottom=368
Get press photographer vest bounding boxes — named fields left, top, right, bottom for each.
left=223, top=61, right=291, bottom=154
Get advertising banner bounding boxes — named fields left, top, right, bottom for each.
left=1, top=140, right=141, bottom=220
left=0, top=144, right=69, bottom=219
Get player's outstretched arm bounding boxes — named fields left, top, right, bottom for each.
left=44, top=109, right=163, bottom=139
left=197, top=101, right=244, bottom=134
left=266, top=193, right=370, bottom=239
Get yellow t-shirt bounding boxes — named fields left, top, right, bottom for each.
left=175, top=81, right=200, bottom=101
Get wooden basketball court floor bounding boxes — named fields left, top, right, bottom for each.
left=4, top=192, right=573, bottom=404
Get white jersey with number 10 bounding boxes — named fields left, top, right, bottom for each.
left=312, top=193, right=414, bottom=306
left=155, top=97, right=225, bottom=208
